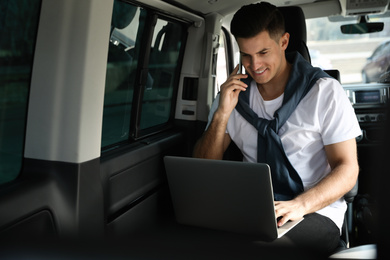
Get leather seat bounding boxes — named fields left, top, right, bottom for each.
left=278, top=5, right=356, bottom=248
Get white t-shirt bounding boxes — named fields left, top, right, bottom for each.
left=207, top=77, right=362, bottom=231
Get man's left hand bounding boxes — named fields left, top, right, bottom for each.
left=274, top=199, right=307, bottom=227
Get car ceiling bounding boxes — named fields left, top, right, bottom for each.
left=164, top=0, right=333, bottom=16
left=164, top=0, right=390, bottom=21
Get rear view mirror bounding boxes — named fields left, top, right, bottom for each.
left=341, top=15, right=384, bottom=34
left=341, top=22, right=384, bottom=34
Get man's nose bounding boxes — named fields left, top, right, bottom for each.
left=249, top=55, right=262, bottom=70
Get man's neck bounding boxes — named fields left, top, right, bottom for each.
left=257, top=61, right=292, bottom=101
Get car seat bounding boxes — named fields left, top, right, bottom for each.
left=278, top=6, right=311, bottom=63
left=278, top=6, right=341, bottom=82
left=278, top=5, right=357, bottom=248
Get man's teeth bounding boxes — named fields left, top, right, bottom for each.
left=255, top=69, right=266, bottom=74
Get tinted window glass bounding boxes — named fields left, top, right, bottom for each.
left=0, top=0, right=41, bottom=185
left=102, top=0, right=186, bottom=149
left=140, top=19, right=185, bottom=130
left=102, top=2, right=146, bottom=148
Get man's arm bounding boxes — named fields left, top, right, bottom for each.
left=193, top=66, right=248, bottom=159
left=193, top=115, right=232, bottom=160
left=274, top=138, right=359, bottom=227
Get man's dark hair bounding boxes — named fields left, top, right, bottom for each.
left=230, top=2, right=285, bottom=41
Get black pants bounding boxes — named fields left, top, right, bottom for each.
left=254, top=213, right=341, bottom=255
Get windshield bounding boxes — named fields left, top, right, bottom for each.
left=306, top=14, right=390, bottom=85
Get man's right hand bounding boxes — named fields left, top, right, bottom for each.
left=217, top=65, right=248, bottom=118
left=193, top=65, right=248, bottom=159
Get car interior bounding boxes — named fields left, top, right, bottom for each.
left=0, top=0, right=389, bottom=259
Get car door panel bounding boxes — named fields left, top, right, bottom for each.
left=101, top=131, right=185, bottom=236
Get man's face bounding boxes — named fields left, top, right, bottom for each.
left=237, top=31, right=289, bottom=86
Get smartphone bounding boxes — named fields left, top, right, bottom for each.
left=238, top=55, right=242, bottom=74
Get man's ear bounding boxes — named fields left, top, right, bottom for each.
left=280, top=32, right=289, bottom=51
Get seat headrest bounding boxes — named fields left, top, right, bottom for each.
left=278, top=6, right=311, bottom=63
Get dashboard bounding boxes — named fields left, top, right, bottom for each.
left=344, top=83, right=389, bottom=146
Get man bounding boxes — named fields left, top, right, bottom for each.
left=193, top=2, right=361, bottom=253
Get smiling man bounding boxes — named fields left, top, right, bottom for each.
left=193, top=2, right=361, bottom=254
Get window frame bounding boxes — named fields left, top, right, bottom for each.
left=132, top=13, right=188, bottom=140
left=101, top=1, right=189, bottom=153
left=222, top=26, right=235, bottom=76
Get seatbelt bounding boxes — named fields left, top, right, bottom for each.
left=235, top=52, right=329, bottom=201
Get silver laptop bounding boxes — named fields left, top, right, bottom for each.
left=164, top=156, right=303, bottom=241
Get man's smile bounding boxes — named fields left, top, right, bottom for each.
left=253, top=68, right=267, bottom=75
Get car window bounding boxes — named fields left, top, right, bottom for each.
left=371, top=44, right=384, bottom=59
left=306, top=15, right=390, bottom=84
left=0, top=0, right=41, bottom=185
left=379, top=42, right=390, bottom=57
left=101, top=3, right=145, bottom=148
left=139, top=19, right=186, bottom=133
left=101, top=0, right=187, bottom=150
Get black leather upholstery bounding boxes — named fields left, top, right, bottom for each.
left=325, top=69, right=341, bottom=82
left=278, top=6, right=343, bottom=84
left=344, top=179, right=359, bottom=203
left=278, top=6, right=311, bottom=63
